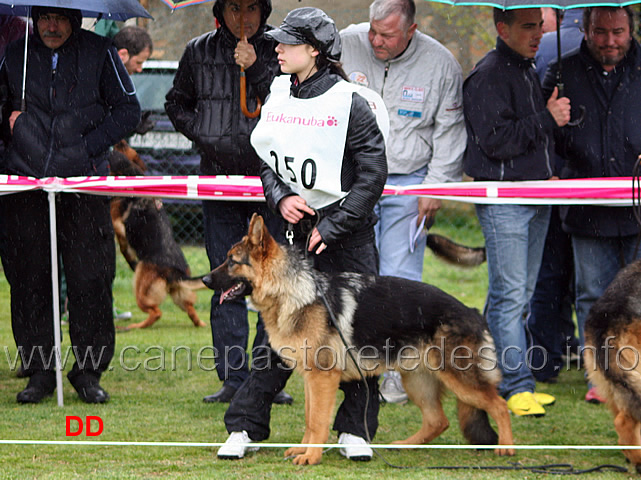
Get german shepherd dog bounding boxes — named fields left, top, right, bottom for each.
left=110, top=140, right=146, bottom=271
left=108, top=150, right=206, bottom=330
left=203, top=214, right=513, bottom=465
left=584, top=259, right=641, bottom=473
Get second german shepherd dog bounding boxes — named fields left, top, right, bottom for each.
left=584, top=259, right=641, bottom=473
left=203, top=214, right=513, bottom=465
left=109, top=151, right=206, bottom=330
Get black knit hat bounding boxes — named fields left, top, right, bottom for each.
left=265, top=7, right=341, bottom=62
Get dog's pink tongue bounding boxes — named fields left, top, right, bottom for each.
left=219, top=288, right=232, bottom=305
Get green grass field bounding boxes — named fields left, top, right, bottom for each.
left=0, top=201, right=635, bottom=479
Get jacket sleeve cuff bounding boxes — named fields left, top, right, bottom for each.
left=244, top=60, right=268, bottom=84
left=542, top=109, right=558, bottom=131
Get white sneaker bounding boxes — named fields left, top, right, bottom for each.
left=380, top=371, right=408, bottom=404
left=338, top=433, right=372, bottom=461
left=217, top=431, right=260, bottom=459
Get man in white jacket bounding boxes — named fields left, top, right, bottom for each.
left=340, top=0, right=466, bottom=403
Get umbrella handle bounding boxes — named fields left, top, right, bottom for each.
left=238, top=13, right=261, bottom=119
left=240, top=68, right=262, bottom=119
left=557, top=81, right=584, bottom=127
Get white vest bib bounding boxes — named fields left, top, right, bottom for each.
left=252, top=75, right=389, bottom=209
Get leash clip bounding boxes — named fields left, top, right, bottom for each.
left=286, top=225, right=294, bottom=245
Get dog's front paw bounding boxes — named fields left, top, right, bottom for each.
left=291, top=448, right=322, bottom=465
left=495, top=446, right=515, bottom=456
left=284, top=446, right=306, bottom=458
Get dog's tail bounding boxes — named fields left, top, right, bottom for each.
left=180, top=276, right=209, bottom=291
left=426, top=233, right=486, bottom=267
left=457, top=400, right=498, bottom=446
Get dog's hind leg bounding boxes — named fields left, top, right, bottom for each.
left=185, top=304, right=205, bottom=327
left=393, top=371, right=449, bottom=445
left=123, top=306, right=162, bottom=329
left=288, top=368, right=341, bottom=465
left=122, top=270, right=167, bottom=329
left=170, top=286, right=205, bottom=327
left=439, top=371, right=514, bottom=456
left=613, top=407, right=641, bottom=470
left=456, top=399, right=497, bottom=445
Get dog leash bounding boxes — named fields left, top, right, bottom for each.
left=287, top=209, right=377, bottom=457
left=631, top=155, right=641, bottom=259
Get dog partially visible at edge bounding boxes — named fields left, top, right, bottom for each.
left=584, top=259, right=641, bottom=473
left=111, top=140, right=146, bottom=271
left=203, top=214, right=513, bottom=465
left=108, top=148, right=206, bottom=330
left=426, top=233, right=485, bottom=267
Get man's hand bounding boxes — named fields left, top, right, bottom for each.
left=235, top=37, right=257, bottom=70
left=418, top=197, right=441, bottom=227
left=278, top=195, right=315, bottom=224
left=546, top=87, right=571, bottom=127
left=9, top=110, right=21, bottom=134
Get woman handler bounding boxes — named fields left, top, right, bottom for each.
left=218, top=7, right=389, bottom=462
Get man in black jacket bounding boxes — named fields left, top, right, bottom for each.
left=0, top=6, right=141, bottom=404
left=542, top=6, right=641, bottom=404
left=463, top=7, right=570, bottom=417
left=165, top=0, right=290, bottom=404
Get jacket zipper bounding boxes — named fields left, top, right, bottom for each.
left=43, top=51, right=57, bottom=176
left=523, top=70, right=552, bottom=179
left=382, top=62, right=389, bottom=96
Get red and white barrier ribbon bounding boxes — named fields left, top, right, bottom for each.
left=0, top=174, right=638, bottom=205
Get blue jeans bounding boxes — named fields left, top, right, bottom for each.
left=476, top=203, right=550, bottom=399
left=202, top=200, right=283, bottom=389
left=374, top=168, right=427, bottom=281
left=572, top=234, right=641, bottom=350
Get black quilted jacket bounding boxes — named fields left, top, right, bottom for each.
left=165, top=0, right=279, bottom=175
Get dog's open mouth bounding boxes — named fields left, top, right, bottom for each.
left=219, top=282, right=247, bottom=304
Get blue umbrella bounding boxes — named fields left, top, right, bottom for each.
left=0, top=0, right=152, bottom=109
left=0, top=0, right=152, bottom=21
left=0, top=0, right=152, bottom=408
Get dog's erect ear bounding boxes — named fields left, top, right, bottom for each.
left=248, top=213, right=265, bottom=246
